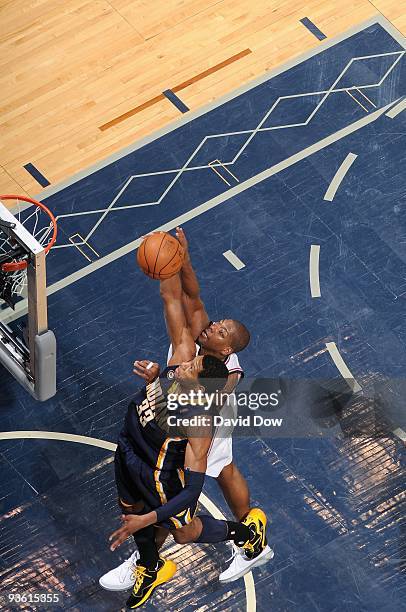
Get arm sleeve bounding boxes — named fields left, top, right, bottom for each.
left=154, top=469, right=205, bottom=524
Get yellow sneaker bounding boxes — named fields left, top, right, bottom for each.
left=126, top=557, right=177, bottom=609
left=240, top=508, right=268, bottom=560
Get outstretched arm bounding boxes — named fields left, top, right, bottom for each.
left=176, top=227, right=210, bottom=339
left=160, top=274, right=196, bottom=364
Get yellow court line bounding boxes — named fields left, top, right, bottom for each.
left=209, top=159, right=240, bottom=183
left=353, top=87, right=376, bottom=108
left=208, top=161, right=232, bottom=186
left=0, top=430, right=257, bottom=612
left=69, top=233, right=100, bottom=263
left=323, top=152, right=357, bottom=202
left=346, top=90, right=369, bottom=112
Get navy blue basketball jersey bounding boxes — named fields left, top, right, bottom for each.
left=120, top=366, right=188, bottom=472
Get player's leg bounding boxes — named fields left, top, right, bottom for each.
left=99, top=516, right=171, bottom=592
left=99, top=451, right=144, bottom=592
left=216, top=461, right=250, bottom=520
left=122, top=502, right=159, bottom=570
left=154, top=525, right=170, bottom=549
left=170, top=508, right=273, bottom=582
left=100, top=448, right=176, bottom=602
left=207, top=437, right=250, bottom=520
left=207, top=444, right=274, bottom=582
left=126, top=512, right=176, bottom=609
left=113, top=500, right=176, bottom=610
left=116, top=451, right=177, bottom=609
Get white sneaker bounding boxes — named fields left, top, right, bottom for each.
left=219, top=544, right=274, bottom=583
left=99, top=550, right=140, bottom=591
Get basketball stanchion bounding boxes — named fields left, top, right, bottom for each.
left=0, top=194, right=57, bottom=401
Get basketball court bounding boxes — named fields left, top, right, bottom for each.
left=1, top=4, right=405, bottom=611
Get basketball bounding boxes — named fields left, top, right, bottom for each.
left=137, top=232, right=184, bottom=280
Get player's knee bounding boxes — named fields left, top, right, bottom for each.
left=172, top=529, right=189, bottom=544
left=172, top=520, right=200, bottom=544
left=217, top=461, right=235, bottom=483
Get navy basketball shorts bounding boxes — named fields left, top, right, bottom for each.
left=114, top=445, right=198, bottom=530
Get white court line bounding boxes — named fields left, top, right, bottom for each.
left=324, top=153, right=358, bottom=201
left=385, top=97, right=406, bottom=118
left=309, top=245, right=321, bottom=297
left=0, top=430, right=256, bottom=611
left=392, top=427, right=406, bottom=442
left=33, top=17, right=406, bottom=202
left=353, top=87, right=377, bottom=108
left=346, top=90, right=369, bottom=112
left=325, top=342, right=362, bottom=392
left=1, top=102, right=394, bottom=326
left=54, top=51, right=404, bottom=248
left=223, top=250, right=246, bottom=270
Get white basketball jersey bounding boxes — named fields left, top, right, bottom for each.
left=166, top=343, right=244, bottom=379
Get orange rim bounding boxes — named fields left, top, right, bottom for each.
left=0, top=194, right=57, bottom=272
left=2, top=260, right=29, bottom=272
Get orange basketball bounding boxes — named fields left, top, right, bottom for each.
left=137, top=232, right=184, bottom=280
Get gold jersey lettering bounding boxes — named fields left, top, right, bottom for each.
left=137, top=379, right=165, bottom=427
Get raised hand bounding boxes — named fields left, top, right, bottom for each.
left=133, top=360, right=160, bottom=382
left=175, top=227, right=190, bottom=263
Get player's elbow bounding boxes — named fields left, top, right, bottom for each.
left=186, top=296, right=204, bottom=312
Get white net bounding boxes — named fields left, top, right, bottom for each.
left=0, top=200, right=55, bottom=299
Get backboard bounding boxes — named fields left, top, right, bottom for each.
left=0, top=196, right=56, bottom=401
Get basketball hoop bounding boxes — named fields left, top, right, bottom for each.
left=0, top=194, right=57, bottom=300
left=0, top=195, right=57, bottom=400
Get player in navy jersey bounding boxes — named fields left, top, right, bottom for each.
left=115, top=356, right=226, bottom=532
left=107, top=274, right=270, bottom=609
left=100, top=228, right=273, bottom=595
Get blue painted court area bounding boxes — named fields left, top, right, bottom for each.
left=1, top=18, right=406, bottom=612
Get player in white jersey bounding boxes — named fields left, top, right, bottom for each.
left=99, top=228, right=273, bottom=591
left=168, top=228, right=251, bottom=527
left=166, top=341, right=242, bottom=479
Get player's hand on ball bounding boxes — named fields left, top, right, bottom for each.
left=175, top=226, right=190, bottom=262
left=109, top=514, right=147, bottom=551
left=133, top=360, right=160, bottom=381
left=140, top=231, right=163, bottom=241
left=137, top=231, right=184, bottom=279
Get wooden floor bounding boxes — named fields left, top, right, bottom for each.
left=0, top=0, right=404, bottom=197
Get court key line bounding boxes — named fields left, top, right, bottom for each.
left=0, top=430, right=256, bottom=612
left=35, top=17, right=406, bottom=206
left=1, top=101, right=396, bottom=326
left=323, top=153, right=358, bottom=201
left=51, top=51, right=405, bottom=250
